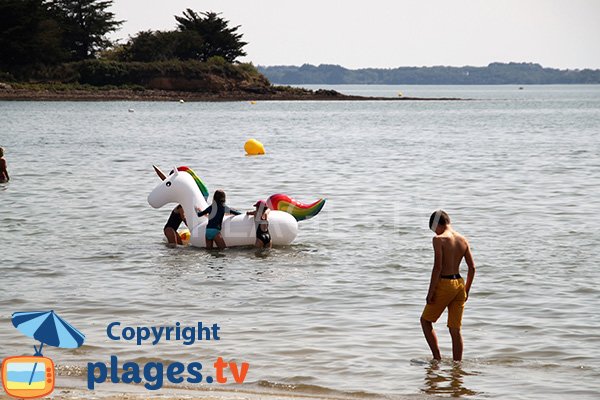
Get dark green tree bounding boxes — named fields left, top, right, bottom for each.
left=175, top=9, right=246, bottom=62
left=0, top=0, right=66, bottom=72
left=118, top=30, right=175, bottom=62
left=119, top=30, right=204, bottom=62
left=51, top=0, right=123, bottom=61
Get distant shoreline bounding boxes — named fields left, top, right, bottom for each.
left=0, top=85, right=463, bottom=101
left=259, top=62, right=600, bottom=85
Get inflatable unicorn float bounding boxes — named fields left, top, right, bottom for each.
left=147, top=165, right=325, bottom=247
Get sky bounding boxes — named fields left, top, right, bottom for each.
left=108, top=0, right=600, bottom=70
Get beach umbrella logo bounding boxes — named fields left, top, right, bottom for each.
left=1, top=310, right=85, bottom=399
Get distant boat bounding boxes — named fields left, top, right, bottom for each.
left=518, top=87, right=524, bottom=90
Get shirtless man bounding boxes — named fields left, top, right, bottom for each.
left=421, top=210, right=476, bottom=361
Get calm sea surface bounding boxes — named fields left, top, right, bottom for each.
left=1, top=85, right=599, bottom=399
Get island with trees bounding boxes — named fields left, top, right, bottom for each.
left=1, top=0, right=391, bottom=101
left=6, top=1, right=587, bottom=100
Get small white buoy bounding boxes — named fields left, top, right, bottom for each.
left=128, top=108, right=134, bottom=112
left=179, top=99, right=185, bottom=103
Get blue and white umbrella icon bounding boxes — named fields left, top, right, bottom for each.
left=12, top=310, right=85, bottom=355
left=11, top=310, right=85, bottom=386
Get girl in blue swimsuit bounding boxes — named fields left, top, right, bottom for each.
left=197, top=190, right=241, bottom=249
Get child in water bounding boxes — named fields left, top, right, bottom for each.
left=0, top=147, right=9, bottom=183
left=247, top=200, right=271, bottom=249
left=164, top=204, right=186, bottom=247
left=197, top=189, right=241, bottom=249
left=421, top=210, right=476, bottom=362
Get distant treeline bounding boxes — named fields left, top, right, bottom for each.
left=258, top=63, right=600, bottom=85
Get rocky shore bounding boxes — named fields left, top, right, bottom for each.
left=0, top=82, right=462, bottom=101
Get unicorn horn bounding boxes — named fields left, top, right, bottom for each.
left=153, top=165, right=167, bottom=181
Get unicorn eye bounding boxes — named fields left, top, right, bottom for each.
left=166, top=182, right=172, bottom=187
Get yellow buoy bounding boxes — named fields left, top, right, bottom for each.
left=244, top=138, right=265, bottom=155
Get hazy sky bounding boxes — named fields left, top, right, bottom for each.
left=108, top=0, right=600, bottom=69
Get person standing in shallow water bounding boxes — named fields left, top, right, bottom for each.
left=163, top=204, right=187, bottom=247
left=247, top=200, right=272, bottom=249
left=0, top=147, right=9, bottom=183
left=196, top=189, right=241, bottom=250
left=421, top=210, right=476, bottom=362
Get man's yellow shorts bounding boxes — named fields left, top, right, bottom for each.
left=421, top=278, right=466, bottom=328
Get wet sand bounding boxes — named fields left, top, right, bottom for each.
left=0, top=376, right=434, bottom=400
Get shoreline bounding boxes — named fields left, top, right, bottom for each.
left=0, top=85, right=463, bottom=102
left=0, top=375, right=434, bottom=400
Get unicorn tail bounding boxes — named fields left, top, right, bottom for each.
left=266, top=194, right=326, bottom=221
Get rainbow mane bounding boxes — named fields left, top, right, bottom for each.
left=266, top=194, right=326, bottom=221
left=177, top=166, right=209, bottom=201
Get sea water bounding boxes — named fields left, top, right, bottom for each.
left=0, top=85, right=599, bottom=399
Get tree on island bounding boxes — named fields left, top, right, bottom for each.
left=0, top=0, right=122, bottom=73
left=119, top=9, right=247, bottom=63
left=51, top=0, right=123, bottom=60
left=175, top=10, right=247, bottom=62
left=0, top=0, right=66, bottom=70
left=117, top=29, right=206, bottom=62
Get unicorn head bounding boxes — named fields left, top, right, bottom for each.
left=148, top=165, right=209, bottom=211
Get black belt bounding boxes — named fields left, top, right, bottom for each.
left=441, top=274, right=461, bottom=279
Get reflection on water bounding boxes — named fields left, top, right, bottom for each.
left=422, top=361, right=479, bottom=397
left=208, top=250, right=227, bottom=259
